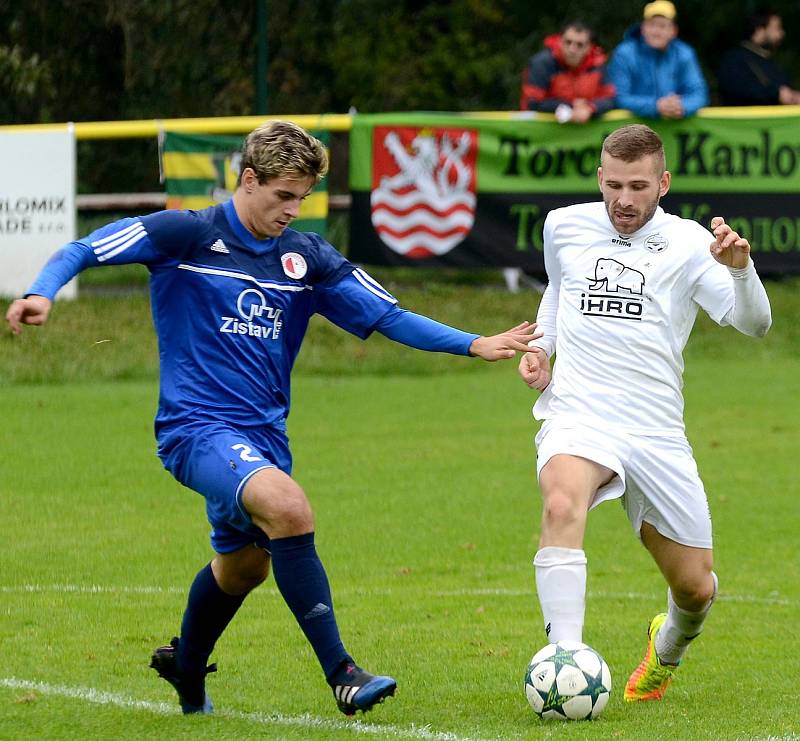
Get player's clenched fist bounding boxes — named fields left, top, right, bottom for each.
left=709, top=216, right=751, bottom=269
left=518, top=346, right=551, bottom=391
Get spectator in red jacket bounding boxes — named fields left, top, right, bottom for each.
left=520, top=21, right=616, bottom=123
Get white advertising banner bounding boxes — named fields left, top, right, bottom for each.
left=0, top=129, right=76, bottom=298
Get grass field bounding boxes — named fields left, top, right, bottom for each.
left=1, top=281, right=798, bottom=740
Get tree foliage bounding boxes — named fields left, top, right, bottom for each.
left=1, top=0, right=799, bottom=190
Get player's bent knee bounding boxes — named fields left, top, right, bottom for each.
left=692, top=578, right=716, bottom=608
left=243, top=469, right=315, bottom=536
left=222, top=567, right=268, bottom=595
left=541, top=490, right=586, bottom=526
left=671, top=572, right=715, bottom=610
left=240, top=552, right=271, bottom=587
left=213, top=547, right=271, bottom=595
left=273, top=495, right=314, bottom=534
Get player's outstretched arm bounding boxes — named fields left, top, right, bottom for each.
left=468, top=321, right=542, bottom=361
left=5, top=295, right=52, bottom=335
left=709, top=216, right=750, bottom=269
left=372, top=309, right=540, bottom=358
left=518, top=347, right=551, bottom=390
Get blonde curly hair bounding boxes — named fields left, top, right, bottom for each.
left=240, top=120, right=329, bottom=185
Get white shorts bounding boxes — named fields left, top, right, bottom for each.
left=535, top=420, right=712, bottom=549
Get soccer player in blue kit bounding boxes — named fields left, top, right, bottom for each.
left=6, top=121, right=538, bottom=717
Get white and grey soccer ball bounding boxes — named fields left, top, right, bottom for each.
left=524, top=640, right=612, bottom=720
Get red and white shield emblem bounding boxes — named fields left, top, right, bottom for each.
left=370, top=126, right=477, bottom=258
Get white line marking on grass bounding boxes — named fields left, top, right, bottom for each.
left=0, top=677, right=486, bottom=741
left=0, top=584, right=184, bottom=595
left=1, top=583, right=792, bottom=606
left=429, top=588, right=793, bottom=606
left=1, top=677, right=176, bottom=714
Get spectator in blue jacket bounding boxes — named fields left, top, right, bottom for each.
left=608, top=0, right=709, bottom=119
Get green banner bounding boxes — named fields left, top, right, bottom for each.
left=162, top=131, right=328, bottom=236
left=348, top=112, right=800, bottom=273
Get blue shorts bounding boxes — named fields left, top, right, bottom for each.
left=158, top=423, right=292, bottom=553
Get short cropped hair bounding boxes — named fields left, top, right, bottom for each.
left=561, top=19, right=594, bottom=40
left=602, top=124, right=666, bottom=173
left=240, top=120, right=329, bottom=185
left=745, top=10, right=779, bottom=39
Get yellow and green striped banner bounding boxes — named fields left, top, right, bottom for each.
left=161, top=131, right=328, bottom=235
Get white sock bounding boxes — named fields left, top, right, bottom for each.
left=656, top=571, right=718, bottom=665
left=533, top=546, right=587, bottom=643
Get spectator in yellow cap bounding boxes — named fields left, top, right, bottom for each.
left=608, top=1, right=709, bottom=118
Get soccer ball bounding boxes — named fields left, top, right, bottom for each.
left=524, top=640, right=612, bottom=720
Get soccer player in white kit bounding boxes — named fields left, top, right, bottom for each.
left=519, top=123, right=772, bottom=702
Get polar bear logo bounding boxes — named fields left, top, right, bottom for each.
left=589, top=258, right=645, bottom=294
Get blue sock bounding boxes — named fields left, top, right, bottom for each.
left=269, top=532, right=349, bottom=678
left=178, top=562, right=246, bottom=675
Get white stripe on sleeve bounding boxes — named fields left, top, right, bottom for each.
left=91, top=221, right=144, bottom=250
left=352, top=268, right=397, bottom=303
left=96, top=228, right=147, bottom=262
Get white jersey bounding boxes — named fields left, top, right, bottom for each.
left=533, top=202, right=735, bottom=436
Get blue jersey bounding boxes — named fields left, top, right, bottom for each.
left=28, top=201, right=399, bottom=434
